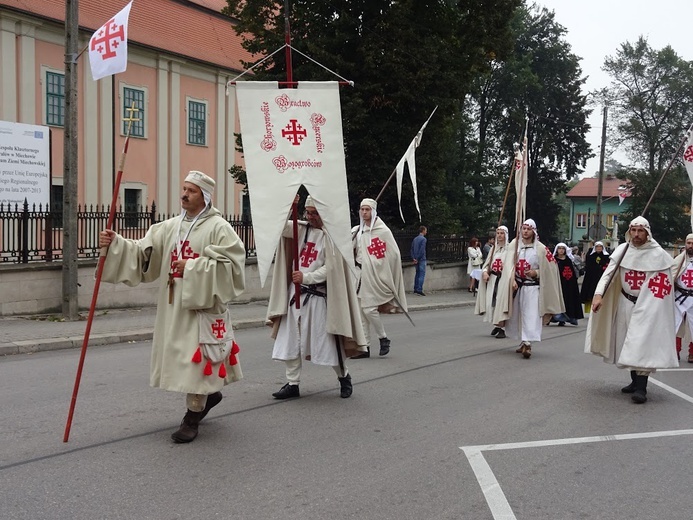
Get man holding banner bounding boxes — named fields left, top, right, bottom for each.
left=267, top=196, right=366, bottom=399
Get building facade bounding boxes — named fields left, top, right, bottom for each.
left=0, top=0, right=251, bottom=215
left=566, top=175, right=629, bottom=245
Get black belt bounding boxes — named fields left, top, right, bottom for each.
left=290, top=284, right=327, bottom=306
left=675, top=283, right=693, bottom=303
left=490, top=270, right=502, bottom=277
left=621, top=288, right=638, bottom=304
left=515, top=278, right=539, bottom=287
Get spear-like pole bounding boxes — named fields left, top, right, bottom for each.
left=63, top=102, right=140, bottom=442
left=598, top=122, right=693, bottom=298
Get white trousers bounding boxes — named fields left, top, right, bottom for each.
left=361, top=305, right=387, bottom=347
left=282, top=356, right=347, bottom=384
left=506, top=285, right=542, bottom=342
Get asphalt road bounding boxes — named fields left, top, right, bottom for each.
left=2, top=308, right=693, bottom=520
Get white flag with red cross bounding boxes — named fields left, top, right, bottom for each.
left=683, top=128, right=693, bottom=230
left=618, top=188, right=631, bottom=206
left=235, top=82, right=353, bottom=286
left=88, top=1, right=133, bottom=81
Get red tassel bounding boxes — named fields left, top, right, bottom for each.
left=218, top=363, right=227, bottom=378
left=229, top=341, right=240, bottom=366
left=191, top=346, right=202, bottom=364
left=203, top=359, right=213, bottom=376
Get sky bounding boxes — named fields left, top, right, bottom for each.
left=535, top=0, right=691, bottom=177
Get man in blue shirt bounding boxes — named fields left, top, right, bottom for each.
left=411, top=226, right=428, bottom=296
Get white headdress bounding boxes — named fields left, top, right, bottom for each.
left=626, top=216, right=652, bottom=243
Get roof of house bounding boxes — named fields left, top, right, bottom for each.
left=0, top=0, right=255, bottom=72
left=566, top=176, right=628, bottom=198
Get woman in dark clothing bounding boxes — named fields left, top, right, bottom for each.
left=551, top=243, right=584, bottom=326
left=580, top=241, right=610, bottom=313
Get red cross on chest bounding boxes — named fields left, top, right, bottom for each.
left=562, top=265, right=573, bottom=280
left=648, top=273, right=672, bottom=299
left=680, top=269, right=693, bottom=288
left=516, top=259, right=531, bottom=278
left=367, top=237, right=387, bottom=259
left=211, top=319, right=226, bottom=339
left=300, top=242, right=319, bottom=268
left=491, top=258, right=503, bottom=272
left=170, top=241, right=200, bottom=278
left=624, top=270, right=646, bottom=290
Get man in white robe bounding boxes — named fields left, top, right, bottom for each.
left=585, top=216, right=678, bottom=404
left=351, top=198, right=408, bottom=358
left=267, top=196, right=366, bottom=400
left=495, top=219, right=564, bottom=359
left=475, top=226, right=509, bottom=338
left=673, top=234, right=693, bottom=363
left=99, top=171, right=246, bottom=442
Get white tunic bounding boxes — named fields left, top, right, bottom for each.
left=506, top=243, right=542, bottom=342
left=674, top=257, right=693, bottom=335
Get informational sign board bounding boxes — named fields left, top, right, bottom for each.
left=0, top=121, right=51, bottom=207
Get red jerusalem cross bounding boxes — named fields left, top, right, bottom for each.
left=169, top=241, right=200, bottom=278
left=282, top=119, right=307, bottom=145
left=562, top=265, right=573, bottom=280
left=648, top=273, right=672, bottom=299
left=90, top=18, right=125, bottom=60
left=491, top=258, right=503, bottom=272
left=516, top=259, right=530, bottom=278
left=545, top=249, right=555, bottom=263
left=367, top=237, right=387, bottom=259
left=300, top=242, right=319, bottom=268
left=211, top=319, right=226, bottom=339
left=681, top=269, right=693, bottom=288
left=684, top=145, right=693, bottom=163
left=624, top=270, right=646, bottom=290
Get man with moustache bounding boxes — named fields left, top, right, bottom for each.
left=585, top=216, right=678, bottom=404
left=99, top=171, right=246, bottom=443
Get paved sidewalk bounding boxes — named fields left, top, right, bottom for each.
left=0, top=289, right=474, bottom=356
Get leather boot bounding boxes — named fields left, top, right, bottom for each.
left=338, top=373, right=353, bottom=398
left=621, top=371, right=637, bottom=394
left=171, top=409, right=204, bottom=443
left=379, top=337, right=391, bottom=356
left=352, top=347, right=370, bottom=359
left=272, top=383, right=300, bottom=400
left=198, top=392, right=223, bottom=421
left=631, top=375, right=648, bottom=404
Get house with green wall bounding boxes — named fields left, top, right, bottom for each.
left=566, top=175, right=630, bottom=246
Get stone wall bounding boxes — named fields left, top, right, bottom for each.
left=0, top=260, right=467, bottom=316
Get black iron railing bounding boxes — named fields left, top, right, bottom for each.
left=0, top=201, right=256, bottom=263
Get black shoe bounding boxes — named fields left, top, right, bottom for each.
left=557, top=321, right=565, bottom=326
left=171, top=410, right=204, bottom=443
left=198, top=392, right=222, bottom=422
left=491, top=327, right=502, bottom=336
left=338, top=373, right=353, bottom=398
left=272, top=383, right=300, bottom=400
left=495, top=330, right=506, bottom=339
left=621, top=371, right=637, bottom=393
left=352, top=347, right=370, bottom=359
left=379, top=337, right=391, bottom=356
left=631, top=375, right=648, bottom=404
left=415, top=291, right=426, bottom=296
left=569, top=318, right=578, bottom=326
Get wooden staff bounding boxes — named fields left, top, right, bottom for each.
left=63, top=103, right=140, bottom=442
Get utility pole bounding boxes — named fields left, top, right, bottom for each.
left=594, top=106, right=607, bottom=241
left=62, top=0, right=79, bottom=320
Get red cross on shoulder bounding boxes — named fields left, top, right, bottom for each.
left=367, top=237, right=387, bottom=259
left=648, top=273, right=672, bottom=299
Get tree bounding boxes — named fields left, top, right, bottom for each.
left=466, top=4, right=591, bottom=243
left=602, top=37, right=693, bottom=243
left=223, top=0, right=521, bottom=232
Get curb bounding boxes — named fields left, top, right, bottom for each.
left=0, top=300, right=473, bottom=356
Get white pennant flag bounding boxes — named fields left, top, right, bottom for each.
left=88, top=1, right=133, bottom=81
left=514, top=121, right=529, bottom=236
left=683, top=128, right=693, bottom=231
left=235, top=82, right=353, bottom=286
left=395, top=107, right=437, bottom=222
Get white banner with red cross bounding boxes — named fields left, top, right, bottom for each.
left=683, top=129, right=693, bottom=231
left=88, top=1, right=133, bottom=81
left=235, top=82, right=353, bottom=286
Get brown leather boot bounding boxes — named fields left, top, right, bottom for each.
left=171, top=409, right=204, bottom=443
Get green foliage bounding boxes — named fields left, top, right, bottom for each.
left=602, top=36, right=693, bottom=242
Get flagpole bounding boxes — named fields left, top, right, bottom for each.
left=63, top=103, right=139, bottom=443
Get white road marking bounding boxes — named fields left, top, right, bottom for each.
left=462, top=448, right=517, bottom=520
left=650, top=377, right=693, bottom=404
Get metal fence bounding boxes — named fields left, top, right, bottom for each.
left=0, top=201, right=256, bottom=264
left=0, top=201, right=467, bottom=265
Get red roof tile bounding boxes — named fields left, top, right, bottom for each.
left=566, top=177, right=628, bottom=198
left=0, top=0, right=255, bottom=72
